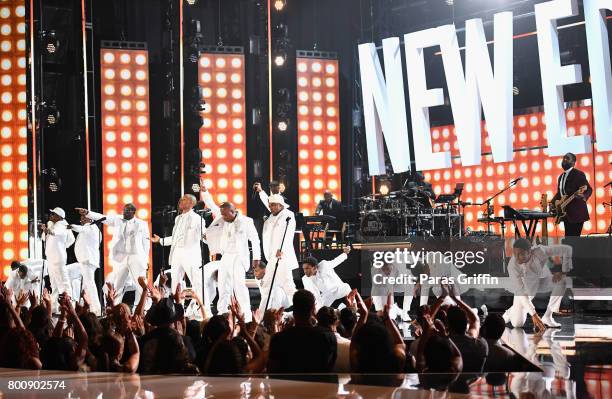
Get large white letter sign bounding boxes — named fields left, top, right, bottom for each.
left=584, top=0, right=612, bottom=152
left=358, top=39, right=412, bottom=176
left=404, top=27, right=452, bottom=171
left=465, top=13, right=514, bottom=164
left=535, top=0, right=591, bottom=155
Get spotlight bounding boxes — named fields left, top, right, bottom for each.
left=42, top=168, right=61, bottom=192
left=42, top=102, right=60, bottom=126
left=379, top=182, right=390, bottom=196
left=186, top=0, right=197, bottom=4
left=273, top=0, right=286, bottom=11
left=191, top=183, right=201, bottom=193
left=274, top=52, right=286, bottom=67
left=41, top=30, right=59, bottom=54
left=277, top=120, right=289, bottom=132
left=445, top=0, right=454, bottom=5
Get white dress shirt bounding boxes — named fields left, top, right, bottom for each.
left=559, top=167, right=573, bottom=196
left=159, top=210, right=206, bottom=266
left=71, top=223, right=101, bottom=266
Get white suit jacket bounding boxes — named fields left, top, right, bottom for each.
left=87, top=211, right=150, bottom=265
left=302, top=253, right=350, bottom=301
left=42, top=220, right=75, bottom=264
left=5, top=258, right=45, bottom=293
left=202, top=190, right=260, bottom=271
left=71, top=223, right=101, bottom=267
left=263, top=208, right=298, bottom=270
left=207, top=213, right=261, bottom=272
left=159, top=209, right=206, bottom=267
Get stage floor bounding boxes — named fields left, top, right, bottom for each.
left=1, top=312, right=611, bottom=398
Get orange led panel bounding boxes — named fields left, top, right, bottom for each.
left=0, top=0, right=28, bottom=280
left=296, top=56, right=341, bottom=215
left=197, top=52, right=247, bottom=213
left=425, top=105, right=607, bottom=237
left=100, top=46, right=152, bottom=277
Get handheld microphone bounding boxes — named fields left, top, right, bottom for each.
left=285, top=216, right=291, bottom=222
left=92, top=217, right=107, bottom=225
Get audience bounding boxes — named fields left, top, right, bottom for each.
left=0, top=273, right=527, bottom=385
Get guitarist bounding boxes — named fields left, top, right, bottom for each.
left=551, top=153, right=592, bottom=237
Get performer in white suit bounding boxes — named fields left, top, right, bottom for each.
left=5, top=259, right=45, bottom=303
left=151, top=194, right=205, bottom=294
left=68, top=214, right=102, bottom=314
left=253, top=261, right=290, bottom=311
left=40, top=207, right=75, bottom=312
left=77, top=204, right=150, bottom=307
left=202, top=191, right=260, bottom=321
left=261, top=194, right=297, bottom=311
left=503, top=238, right=572, bottom=330
left=302, top=246, right=352, bottom=310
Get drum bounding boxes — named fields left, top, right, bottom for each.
left=360, top=211, right=399, bottom=236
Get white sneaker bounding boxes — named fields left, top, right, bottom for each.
left=542, top=313, right=561, bottom=328
left=400, top=310, right=411, bottom=322
left=390, top=303, right=401, bottom=320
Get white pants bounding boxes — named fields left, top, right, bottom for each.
left=198, top=261, right=219, bottom=316
left=503, top=276, right=566, bottom=327
left=259, top=284, right=291, bottom=312
left=76, top=262, right=101, bottom=315
left=217, top=254, right=252, bottom=322
left=170, top=248, right=202, bottom=297
left=112, top=255, right=147, bottom=306
left=259, top=261, right=296, bottom=312
left=48, top=261, right=72, bottom=312
left=321, top=284, right=351, bottom=308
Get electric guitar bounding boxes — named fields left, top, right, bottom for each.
left=551, top=185, right=587, bottom=225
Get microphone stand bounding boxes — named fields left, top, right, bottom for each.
left=264, top=217, right=291, bottom=311
left=195, top=208, right=210, bottom=312
left=477, top=179, right=520, bottom=235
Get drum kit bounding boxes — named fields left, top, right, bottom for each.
left=358, top=186, right=463, bottom=238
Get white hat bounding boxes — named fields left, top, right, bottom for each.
left=49, top=207, right=66, bottom=219
left=268, top=194, right=289, bottom=208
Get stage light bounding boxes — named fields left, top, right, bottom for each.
left=274, top=0, right=286, bottom=11
left=100, top=47, right=152, bottom=277
left=274, top=52, right=286, bottom=67
left=191, top=183, right=201, bottom=193
left=379, top=183, right=390, bottom=195
left=277, top=120, right=288, bottom=132
left=198, top=52, right=247, bottom=213
left=186, top=0, right=197, bottom=5
left=41, top=30, right=59, bottom=54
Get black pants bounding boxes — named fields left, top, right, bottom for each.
left=564, top=221, right=584, bottom=237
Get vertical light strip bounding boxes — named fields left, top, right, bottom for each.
left=0, top=0, right=28, bottom=279
left=198, top=52, right=247, bottom=214
left=267, top=0, right=273, bottom=180
left=296, top=57, right=342, bottom=215
left=28, top=0, right=37, bottom=257
left=179, top=0, right=185, bottom=195
left=100, top=47, right=152, bottom=277
left=81, top=0, right=91, bottom=209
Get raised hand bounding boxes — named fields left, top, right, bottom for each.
left=105, top=282, right=116, bottom=305
left=343, top=246, right=351, bottom=255
left=252, top=308, right=262, bottom=325
left=137, top=276, right=148, bottom=289
left=147, top=282, right=162, bottom=304
left=230, top=295, right=245, bottom=325
left=81, top=289, right=91, bottom=307
left=159, top=272, right=169, bottom=288
left=16, top=290, right=28, bottom=308
left=28, top=290, right=38, bottom=307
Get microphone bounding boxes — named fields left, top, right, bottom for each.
left=92, top=217, right=106, bottom=225
left=285, top=216, right=291, bottom=222
left=510, top=176, right=524, bottom=185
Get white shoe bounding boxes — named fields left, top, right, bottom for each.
left=541, top=314, right=561, bottom=328
left=400, top=310, right=411, bottom=322
left=389, top=303, right=401, bottom=320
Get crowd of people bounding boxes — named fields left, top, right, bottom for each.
left=0, top=274, right=533, bottom=385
